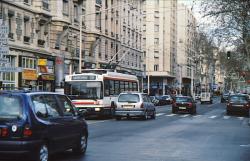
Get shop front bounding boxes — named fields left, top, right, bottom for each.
left=21, top=69, right=37, bottom=90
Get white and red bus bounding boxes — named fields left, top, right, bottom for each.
left=64, top=69, right=139, bottom=116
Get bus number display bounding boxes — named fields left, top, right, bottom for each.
left=72, top=75, right=96, bottom=80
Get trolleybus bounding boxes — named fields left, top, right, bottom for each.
left=64, top=69, right=139, bottom=117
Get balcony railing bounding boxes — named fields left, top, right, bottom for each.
left=38, top=39, right=45, bottom=47
left=24, top=36, right=30, bottom=43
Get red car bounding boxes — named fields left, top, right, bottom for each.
left=172, top=96, right=197, bottom=114
left=227, top=94, right=250, bottom=116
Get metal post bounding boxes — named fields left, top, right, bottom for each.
left=148, top=72, right=150, bottom=95
left=180, top=65, right=182, bottom=95
left=191, top=65, right=194, bottom=98
left=79, top=15, right=82, bottom=73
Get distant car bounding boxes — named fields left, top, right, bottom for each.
left=161, top=95, right=173, bottom=104
left=221, top=93, right=229, bottom=103
left=172, top=96, right=197, bottom=114
left=226, top=94, right=250, bottom=116
left=195, top=94, right=201, bottom=100
left=200, top=92, right=213, bottom=104
left=150, top=96, right=160, bottom=106
left=115, top=92, right=156, bottom=120
left=0, top=91, right=88, bottom=161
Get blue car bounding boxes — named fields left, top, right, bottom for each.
left=0, top=91, right=88, bottom=161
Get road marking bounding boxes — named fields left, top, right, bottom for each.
left=223, top=116, right=231, bottom=119
left=240, top=144, right=250, bottom=147
left=192, top=114, right=202, bottom=118
left=208, top=115, right=217, bottom=119
left=166, top=114, right=176, bottom=117
left=87, top=120, right=108, bottom=125
left=237, top=117, right=244, bottom=120
left=156, top=113, right=165, bottom=117
left=180, top=114, right=190, bottom=118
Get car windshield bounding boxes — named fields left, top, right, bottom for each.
left=64, top=81, right=103, bottom=99
left=176, top=97, right=192, bottom=102
left=118, top=94, right=140, bottom=103
left=230, top=96, right=248, bottom=102
left=162, top=95, right=170, bottom=99
left=0, top=95, right=23, bottom=119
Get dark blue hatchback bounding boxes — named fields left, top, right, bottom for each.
left=0, top=91, right=88, bottom=161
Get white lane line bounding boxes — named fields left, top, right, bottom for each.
left=156, top=113, right=165, bottom=117
left=237, top=117, right=244, bottom=120
left=208, top=115, right=217, bottom=119
left=180, top=114, right=190, bottom=118
left=240, top=144, right=250, bottom=147
left=166, top=114, right=176, bottom=117
left=192, top=114, right=202, bottom=118
left=223, top=116, right=231, bottom=119
left=87, top=120, right=108, bottom=125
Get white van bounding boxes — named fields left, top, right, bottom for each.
left=200, top=92, right=213, bottom=104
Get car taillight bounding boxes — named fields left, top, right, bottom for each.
left=23, top=125, right=32, bottom=137
left=1, top=127, right=8, bottom=137
left=173, top=102, right=177, bottom=107
left=246, top=104, right=250, bottom=108
left=227, top=103, right=232, bottom=107
left=140, top=103, right=144, bottom=108
left=188, top=103, right=192, bottom=107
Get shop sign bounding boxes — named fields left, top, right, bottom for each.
left=38, top=59, right=47, bottom=66
left=22, top=69, right=37, bottom=80
left=0, top=67, right=23, bottom=72
left=41, top=74, right=55, bottom=80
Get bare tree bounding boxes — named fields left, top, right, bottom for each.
left=200, top=0, right=250, bottom=69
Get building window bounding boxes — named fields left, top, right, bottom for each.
left=95, top=7, right=101, bottom=29
left=42, top=0, right=49, bottom=10
left=22, top=57, right=37, bottom=69
left=74, top=5, right=79, bottom=22
left=8, top=11, right=14, bottom=39
left=105, top=0, right=108, bottom=8
left=154, top=38, right=159, bottom=45
left=154, top=65, right=159, bottom=71
left=24, top=16, right=30, bottom=43
left=154, top=24, right=159, bottom=32
left=2, top=56, right=15, bottom=89
left=23, top=0, right=30, bottom=5
left=63, top=0, right=69, bottom=15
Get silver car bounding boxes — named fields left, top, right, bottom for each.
left=115, top=92, right=156, bottom=120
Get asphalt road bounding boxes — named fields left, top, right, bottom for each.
left=48, top=97, right=250, bottom=161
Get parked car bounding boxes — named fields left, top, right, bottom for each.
left=221, top=93, right=229, bottom=103
left=161, top=95, right=173, bottom=104
left=150, top=96, right=160, bottom=106
left=172, top=96, right=197, bottom=114
left=0, top=91, right=88, bottom=161
left=115, top=92, right=156, bottom=120
left=195, top=94, right=201, bottom=100
left=226, top=94, right=250, bottom=116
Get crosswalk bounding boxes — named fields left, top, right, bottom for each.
left=157, top=112, right=249, bottom=121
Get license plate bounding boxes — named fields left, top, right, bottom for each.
left=123, top=105, right=134, bottom=109
left=179, top=107, right=186, bottom=110
left=95, top=108, right=101, bottom=111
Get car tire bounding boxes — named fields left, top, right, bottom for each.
left=143, top=111, right=148, bottom=120
left=172, top=107, right=177, bottom=114
left=226, top=109, right=231, bottom=115
left=151, top=111, right=156, bottom=119
left=73, top=133, right=88, bottom=155
left=35, top=143, right=49, bottom=161
left=210, top=100, right=213, bottom=104
left=115, top=116, right=121, bottom=121
left=200, top=101, right=203, bottom=104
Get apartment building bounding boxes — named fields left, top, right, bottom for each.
left=0, top=0, right=144, bottom=91
left=142, top=0, right=178, bottom=95
left=0, top=0, right=55, bottom=91
left=177, top=3, right=197, bottom=95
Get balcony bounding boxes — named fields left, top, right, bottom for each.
left=23, top=36, right=30, bottom=43
left=105, top=29, right=108, bottom=35
left=96, top=0, right=102, bottom=6
left=38, top=39, right=45, bottom=47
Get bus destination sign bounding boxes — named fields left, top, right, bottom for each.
left=72, top=75, right=96, bottom=80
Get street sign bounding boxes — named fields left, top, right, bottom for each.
left=0, top=67, right=23, bottom=72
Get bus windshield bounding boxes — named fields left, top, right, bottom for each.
left=65, top=81, right=103, bottom=99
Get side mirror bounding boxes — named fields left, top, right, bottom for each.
left=77, top=109, right=87, bottom=118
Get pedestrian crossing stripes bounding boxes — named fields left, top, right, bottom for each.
left=156, top=113, right=165, bottom=117
left=208, top=115, right=217, bottom=119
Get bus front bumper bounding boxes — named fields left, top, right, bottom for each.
left=78, top=107, right=113, bottom=116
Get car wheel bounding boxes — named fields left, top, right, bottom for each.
left=143, top=111, right=148, bottom=120
left=200, top=101, right=203, bottom=104
left=73, top=133, right=88, bottom=155
left=115, top=116, right=121, bottom=121
left=210, top=100, right=213, bottom=104
left=35, top=143, right=49, bottom=161
left=151, top=111, right=156, bottom=119
left=226, top=109, right=231, bottom=115
left=172, top=107, right=177, bottom=114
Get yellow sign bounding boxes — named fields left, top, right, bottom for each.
left=38, top=59, right=47, bottom=66
left=41, top=74, right=55, bottom=80
left=22, top=69, right=37, bottom=80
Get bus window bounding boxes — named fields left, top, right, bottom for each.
left=129, top=82, right=133, bottom=91
left=120, top=81, right=125, bottom=93
left=114, top=80, right=120, bottom=95
left=125, top=82, right=129, bottom=91
left=104, top=80, right=109, bottom=96
left=109, top=80, right=114, bottom=95
left=132, top=82, right=137, bottom=91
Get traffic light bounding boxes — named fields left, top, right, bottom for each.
left=227, top=51, right=231, bottom=59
